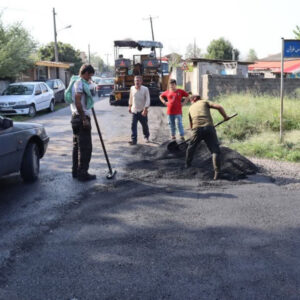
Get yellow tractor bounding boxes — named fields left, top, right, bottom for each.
left=110, top=40, right=169, bottom=106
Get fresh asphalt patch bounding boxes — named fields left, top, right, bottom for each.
left=125, top=139, right=258, bottom=185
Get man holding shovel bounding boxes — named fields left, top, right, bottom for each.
left=69, top=64, right=96, bottom=181
left=185, top=95, right=230, bottom=180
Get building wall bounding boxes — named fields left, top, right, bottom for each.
left=186, top=62, right=250, bottom=97
left=202, top=74, right=300, bottom=99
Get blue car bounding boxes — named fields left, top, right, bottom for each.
left=0, top=116, right=50, bottom=182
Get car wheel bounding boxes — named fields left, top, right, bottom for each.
left=48, top=100, right=55, bottom=112
left=28, top=105, right=36, bottom=117
left=20, top=142, right=40, bottom=182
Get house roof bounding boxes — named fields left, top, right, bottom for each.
left=258, top=53, right=300, bottom=62
left=248, top=60, right=300, bottom=73
left=36, top=61, right=74, bottom=69
left=187, top=58, right=253, bottom=65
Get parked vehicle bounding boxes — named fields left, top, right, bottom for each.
left=110, top=40, right=169, bottom=106
left=0, top=82, right=55, bottom=117
left=96, top=78, right=114, bottom=97
left=0, top=116, right=50, bottom=182
left=45, top=79, right=65, bottom=102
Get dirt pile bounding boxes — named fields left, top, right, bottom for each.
left=125, top=141, right=258, bottom=182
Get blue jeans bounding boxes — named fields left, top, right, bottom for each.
left=131, top=112, right=150, bottom=142
left=168, top=114, right=184, bottom=137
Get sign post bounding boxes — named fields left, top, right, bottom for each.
left=280, top=38, right=284, bottom=143
left=281, top=39, right=300, bottom=142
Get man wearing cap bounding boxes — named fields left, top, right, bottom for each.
left=185, top=95, right=229, bottom=180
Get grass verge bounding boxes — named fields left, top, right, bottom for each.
left=9, top=102, right=68, bottom=122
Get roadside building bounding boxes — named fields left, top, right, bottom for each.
left=183, top=58, right=252, bottom=96
left=248, top=53, right=300, bottom=78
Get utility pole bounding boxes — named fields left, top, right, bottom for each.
left=53, top=8, right=59, bottom=62
left=88, top=44, right=91, bottom=63
left=105, top=53, right=110, bottom=72
left=194, top=38, right=196, bottom=58
left=143, top=15, right=158, bottom=42
left=232, top=48, right=236, bottom=61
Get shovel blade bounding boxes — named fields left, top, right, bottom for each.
left=106, top=170, right=117, bottom=179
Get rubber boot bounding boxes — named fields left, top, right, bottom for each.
left=212, top=153, right=220, bottom=180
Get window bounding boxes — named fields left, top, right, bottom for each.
left=35, top=84, right=41, bottom=95
left=41, top=83, right=48, bottom=93
left=3, top=84, right=34, bottom=96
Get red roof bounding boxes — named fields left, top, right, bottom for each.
left=249, top=60, right=300, bottom=73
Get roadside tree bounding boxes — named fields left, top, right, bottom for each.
left=0, top=18, right=36, bottom=80
left=246, top=49, right=258, bottom=62
left=293, top=25, right=300, bottom=39
left=206, top=37, right=239, bottom=60
left=168, top=53, right=182, bottom=69
left=38, top=42, right=82, bottom=74
left=90, top=53, right=104, bottom=73
left=185, top=43, right=202, bottom=59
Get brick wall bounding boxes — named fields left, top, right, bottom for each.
left=202, top=74, right=300, bottom=99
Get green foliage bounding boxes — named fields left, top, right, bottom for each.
left=168, top=53, right=182, bottom=69
left=185, top=43, right=202, bottom=59
left=38, top=42, right=82, bottom=74
left=229, top=131, right=300, bottom=162
left=90, top=53, right=104, bottom=72
left=246, top=49, right=258, bottom=62
left=182, top=94, right=300, bottom=162
left=205, top=37, right=239, bottom=60
left=293, top=25, right=300, bottom=39
left=0, top=18, right=36, bottom=80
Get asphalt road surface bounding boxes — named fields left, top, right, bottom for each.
left=0, top=97, right=300, bottom=300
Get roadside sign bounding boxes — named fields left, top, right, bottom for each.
left=284, top=40, right=300, bottom=58
left=279, top=39, right=300, bottom=142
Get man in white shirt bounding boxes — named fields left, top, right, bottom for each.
left=128, top=76, right=150, bottom=145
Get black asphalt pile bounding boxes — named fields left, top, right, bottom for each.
left=125, top=141, right=258, bottom=181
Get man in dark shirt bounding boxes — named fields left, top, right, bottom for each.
left=186, top=95, right=229, bottom=180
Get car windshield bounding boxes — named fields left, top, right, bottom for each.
left=3, top=84, right=34, bottom=96
left=45, top=80, right=54, bottom=88
left=100, top=79, right=114, bottom=84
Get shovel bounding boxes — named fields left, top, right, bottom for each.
left=167, top=113, right=238, bottom=153
left=92, top=107, right=117, bottom=179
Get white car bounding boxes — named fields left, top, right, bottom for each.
left=0, top=82, right=55, bottom=117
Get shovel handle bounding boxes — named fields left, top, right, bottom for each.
left=214, top=113, right=238, bottom=128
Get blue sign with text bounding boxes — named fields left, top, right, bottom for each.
left=284, top=40, right=300, bottom=58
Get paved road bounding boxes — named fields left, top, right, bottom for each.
left=0, top=97, right=300, bottom=300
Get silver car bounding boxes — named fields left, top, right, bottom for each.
left=0, top=116, right=50, bottom=182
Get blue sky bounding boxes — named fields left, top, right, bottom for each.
left=1, top=0, right=299, bottom=63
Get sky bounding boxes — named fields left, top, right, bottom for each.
left=1, top=0, right=300, bottom=64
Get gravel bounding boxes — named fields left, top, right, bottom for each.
left=249, top=157, right=300, bottom=190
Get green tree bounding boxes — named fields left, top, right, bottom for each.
left=246, top=49, right=258, bottom=62
left=185, top=43, right=202, bottom=59
left=293, top=25, right=300, bottom=39
left=168, top=53, right=182, bottom=69
left=0, top=18, right=36, bottom=80
left=90, top=53, right=104, bottom=73
left=205, top=37, right=239, bottom=60
left=38, top=42, right=82, bottom=74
